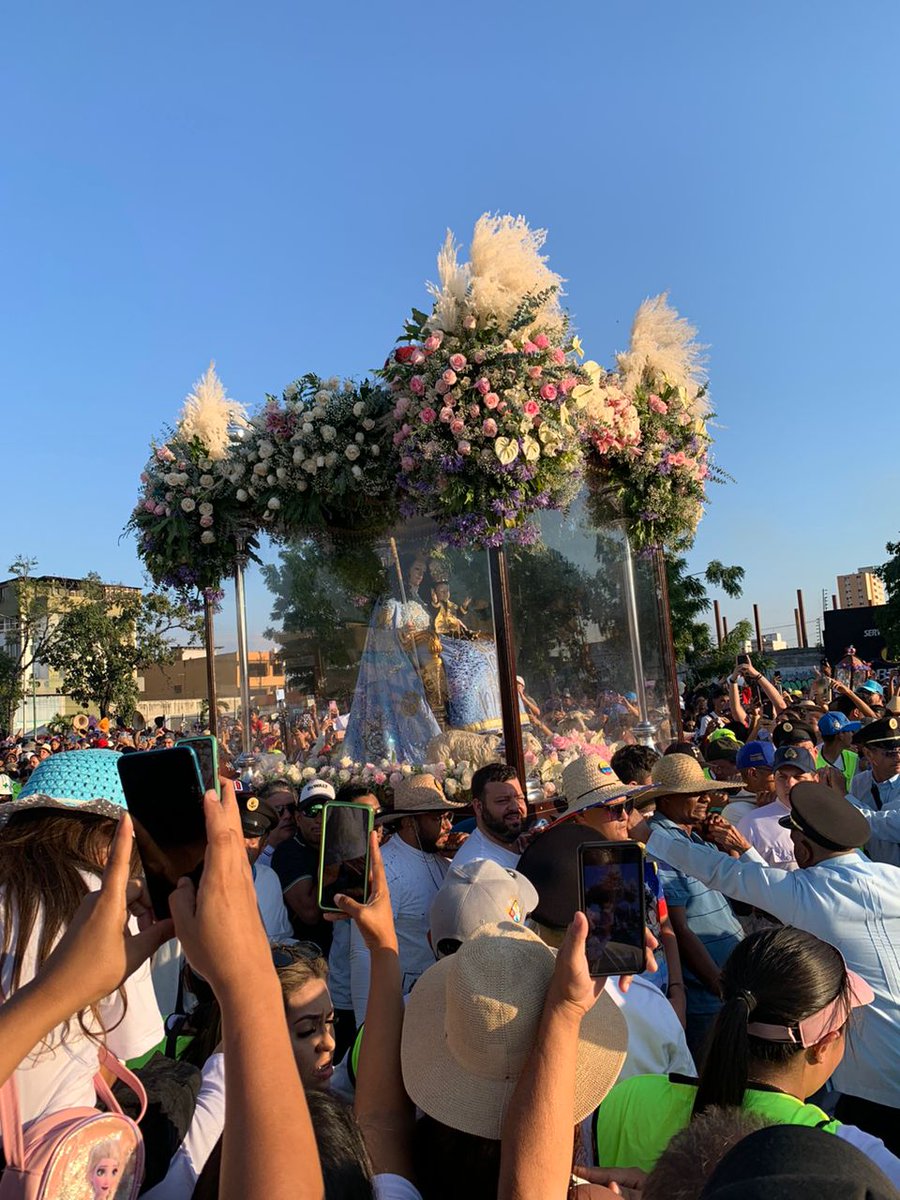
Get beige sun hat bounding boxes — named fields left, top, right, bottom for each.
left=558, top=755, right=650, bottom=821
left=401, top=921, right=627, bottom=1140
left=645, top=753, right=741, bottom=799
left=379, top=772, right=465, bottom=823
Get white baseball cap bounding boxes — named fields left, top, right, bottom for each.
left=429, top=858, right=539, bottom=955
left=299, top=778, right=336, bottom=808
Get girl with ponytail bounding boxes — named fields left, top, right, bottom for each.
left=593, top=927, right=900, bottom=1186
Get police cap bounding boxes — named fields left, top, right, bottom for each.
left=238, top=793, right=279, bottom=838
left=778, top=781, right=870, bottom=852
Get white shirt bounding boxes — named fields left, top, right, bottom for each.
left=143, top=1052, right=226, bottom=1200
left=253, top=861, right=294, bottom=941
left=607, top=975, right=695, bottom=1081
left=0, top=874, right=164, bottom=1138
left=849, top=769, right=900, bottom=867
left=350, top=835, right=448, bottom=1023
left=645, top=825, right=900, bottom=1108
left=720, top=795, right=758, bottom=826
left=736, top=798, right=797, bottom=869
left=443, top=825, right=521, bottom=872
left=328, top=918, right=352, bottom=1010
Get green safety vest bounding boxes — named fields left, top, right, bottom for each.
left=595, top=1074, right=841, bottom=1172
left=816, top=747, right=858, bottom=793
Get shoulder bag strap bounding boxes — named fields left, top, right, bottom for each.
left=94, top=1045, right=148, bottom=1124
left=0, top=975, right=27, bottom=1168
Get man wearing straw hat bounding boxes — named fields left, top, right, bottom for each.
left=643, top=753, right=744, bottom=1059
left=349, top=772, right=463, bottom=1023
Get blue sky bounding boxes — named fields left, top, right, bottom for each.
left=3, top=1, right=898, bottom=650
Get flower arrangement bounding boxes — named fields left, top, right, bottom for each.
left=385, top=214, right=592, bottom=547
left=583, top=294, right=722, bottom=552
left=230, top=373, right=397, bottom=540
left=128, top=365, right=257, bottom=606
left=293, top=754, right=478, bottom=804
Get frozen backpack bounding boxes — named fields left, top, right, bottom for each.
left=0, top=1044, right=146, bottom=1200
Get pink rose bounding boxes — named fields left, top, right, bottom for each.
left=648, top=394, right=668, bottom=414
left=528, top=365, right=543, bottom=380
left=484, top=392, right=500, bottom=409
left=450, top=418, right=465, bottom=435
left=439, top=406, right=454, bottom=423
left=409, top=375, right=425, bottom=395
left=449, top=353, right=467, bottom=371
left=424, top=333, right=443, bottom=351
left=473, top=350, right=486, bottom=365
left=393, top=397, right=410, bottom=417
left=533, top=333, right=550, bottom=350
left=200, top=515, right=214, bottom=528
left=539, top=384, right=558, bottom=402
left=482, top=418, right=498, bottom=437
left=457, top=440, right=472, bottom=455
left=154, top=503, right=166, bottom=515
left=411, top=349, right=426, bottom=366
left=666, top=451, right=687, bottom=467
left=497, top=401, right=508, bottom=412
left=434, top=378, right=450, bottom=395
left=468, top=404, right=480, bottom=418
left=523, top=340, right=539, bottom=355
left=442, top=369, right=457, bottom=386
left=401, top=455, right=415, bottom=471
left=420, top=407, right=437, bottom=425
left=677, top=411, right=692, bottom=426
left=552, top=347, right=566, bottom=365
left=523, top=399, right=540, bottom=416
left=559, top=376, right=578, bottom=394
left=374, top=771, right=387, bottom=785
left=475, top=377, right=491, bottom=395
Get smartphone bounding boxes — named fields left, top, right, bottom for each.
left=736, top=653, right=750, bottom=665
left=317, top=801, right=374, bottom=912
left=327, top=700, right=339, bottom=718
left=116, top=746, right=208, bottom=920
left=577, top=841, right=646, bottom=977
left=181, top=736, right=220, bottom=796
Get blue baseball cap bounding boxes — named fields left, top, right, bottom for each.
left=773, top=745, right=817, bottom=775
left=858, top=680, right=885, bottom=697
left=818, top=712, right=862, bottom=737
left=736, top=740, right=775, bottom=770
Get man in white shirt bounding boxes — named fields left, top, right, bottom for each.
left=720, top=740, right=776, bottom=826
left=349, top=773, right=463, bottom=1021
left=848, top=716, right=900, bottom=867
left=733, top=745, right=818, bottom=870
left=643, top=782, right=900, bottom=1154
left=448, top=762, right=527, bottom=872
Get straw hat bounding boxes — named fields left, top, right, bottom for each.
left=401, top=921, right=627, bottom=1139
left=379, top=772, right=465, bottom=823
left=558, top=755, right=648, bottom=820
left=646, top=753, right=741, bottom=799
left=0, top=749, right=128, bottom=828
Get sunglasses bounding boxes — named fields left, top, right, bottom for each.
left=301, top=804, right=324, bottom=819
left=273, top=802, right=299, bottom=816
left=600, top=799, right=635, bottom=819
left=271, top=941, right=323, bottom=968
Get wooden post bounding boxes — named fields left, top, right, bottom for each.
left=797, top=589, right=809, bottom=648
left=794, top=608, right=803, bottom=648
left=722, top=616, right=729, bottom=639
left=652, top=547, right=683, bottom=740
left=832, top=593, right=839, bottom=611
left=202, top=593, right=218, bottom=738
left=488, top=546, right=525, bottom=787
left=713, top=600, right=723, bottom=647
left=753, top=604, right=764, bottom=654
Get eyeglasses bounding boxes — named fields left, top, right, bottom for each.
left=600, top=800, right=635, bottom=819
left=273, top=802, right=299, bottom=816
left=271, top=941, right=323, bottom=968
left=301, top=804, right=324, bottom=819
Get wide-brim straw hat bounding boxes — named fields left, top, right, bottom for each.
left=378, top=772, right=465, bottom=823
left=643, top=753, right=741, bottom=800
left=401, top=921, right=627, bottom=1140
left=0, top=749, right=128, bottom=828
left=558, top=755, right=650, bottom=820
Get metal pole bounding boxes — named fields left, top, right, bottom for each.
left=202, top=593, right=218, bottom=738
left=622, top=534, right=655, bottom=746
left=753, top=604, right=764, bottom=654
left=488, top=546, right=525, bottom=786
left=797, top=589, right=809, bottom=648
left=652, top=547, right=683, bottom=740
left=713, top=600, right=723, bottom=647
left=794, top=608, right=803, bottom=648
left=722, top=616, right=729, bottom=639
left=234, top=539, right=252, bottom=754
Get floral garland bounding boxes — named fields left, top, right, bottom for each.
left=128, top=365, right=257, bottom=607
left=229, top=373, right=398, bottom=541
left=385, top=215, right=591, bottom=546
left=582, top=294, right=721, bottom=552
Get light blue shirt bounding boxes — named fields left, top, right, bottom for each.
left=645, top=825, right=900, bottom=1108
left=849, top=769, right=900, bottom=867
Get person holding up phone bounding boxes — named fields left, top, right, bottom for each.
left=271, top=778, right=336, bottom=954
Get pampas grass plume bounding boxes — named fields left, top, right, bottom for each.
left=617, top=294, right=708, bottom=412
left=179, top=362, right=246, bottom=460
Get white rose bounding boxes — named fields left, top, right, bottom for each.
left=258, top=441, right=275, bottom=459
left=200, top=458, right=212, bottom=471
left=351, top=465, right=362, bottom=478
left=371, top=445, right=380, bottom=457
left=444, top=778, right=458, bottom=796
left=317, top=455, right=325, bottom=467
left=276, top=467, right=287, bottom=480
left=344, top=444, right=360, bottom=461
left=355, top=432, right=365, bottom=444
left=297, top=480, right=308, bottom=491
left=362, top=418, right=375, bottom=431
left=236, top=489, right=248, bottom=501
left=321, top=426, right=336, bottom=442
left=325, top=451, right=338, bottom=467
left=180, top=498, right=196, bottom=512
left=200, top=530, right=215, bottom=544
left=293, top=448, right=304, bottom=464
left=284, top=382, right=300, bottom=400
left=302, top=459, right=318, bottom=474
left=199, top=502, right=214, bottom=516
left=326, top=377, right=340, bottom=391
left=302, top=422, right=314, bottom=435
left=301, top=767, right=316, bottom=780
left=165, top=472, right=180, bottom=486
left=315, top=390, right=331, bottom=404
left=253, top=462, right=267, bottom=475
left=353, top=401, right=364, bottom=417
left=200, top=474, right=215, bottom=487
left=267, top=497, right=281, bottom=509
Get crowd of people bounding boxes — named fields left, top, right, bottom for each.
left=1, top=651, right=900, bottom=1199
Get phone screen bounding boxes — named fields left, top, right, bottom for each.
left=578, top=841, right=646, bottom=977
left=117, top=746, right=208, bottom=919
left=317, top=802, right=373, bottom=912
left=182, top=736, right=220, bottom=796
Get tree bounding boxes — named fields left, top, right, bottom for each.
left=878, top=542, right=900, bottom=658
left=665, top=556, right=745, bottom=665
left=44, top=575, right=203, bottom=718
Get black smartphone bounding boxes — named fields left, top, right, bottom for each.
left=117, top=746, right=208, bottom=920
left=736, top=653, right=750, bottom=665
left=317, top=801, right=374, bottom=912
left=181, top=735, right=220, bottom=796
left=577, top=841, right=646, bottom=977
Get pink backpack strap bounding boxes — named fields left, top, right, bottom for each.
left=0, top=1067, right=27, bottom=1169
left=94, top=1045, right=148, bottom=1123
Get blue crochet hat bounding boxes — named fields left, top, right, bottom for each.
left=1, top=749, right=127, bottom=827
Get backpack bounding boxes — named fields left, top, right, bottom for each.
left=0, top=1043, right=146, bottom=1200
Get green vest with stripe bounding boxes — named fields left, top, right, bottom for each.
left=816, top=747, right=858, bottom=793
left=595, top=1074, right=841, bottom=1172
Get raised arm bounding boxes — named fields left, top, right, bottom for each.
left=728, top=672, right=748, bottom=727
left=830, top=678, right=879, bottom=721
left=741, top=659, right=787, bottom=714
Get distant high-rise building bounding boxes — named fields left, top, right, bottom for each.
left=836, top=568, right=886, bottom=610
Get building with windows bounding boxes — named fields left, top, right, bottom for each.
left=137, top=648, right=286, bottom=725
left=836, top=568, right=886, bottom=609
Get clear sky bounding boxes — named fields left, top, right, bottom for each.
left=3, top=1, right=898, bottom=650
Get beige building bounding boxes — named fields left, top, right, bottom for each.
left=836, top=568, right=886, bottom=610
left=137, top=648, right=286, bottom=725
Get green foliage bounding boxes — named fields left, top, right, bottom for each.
left=665, top=556, right=747, bottom=682
left=877, top=541, right=900, bottom=658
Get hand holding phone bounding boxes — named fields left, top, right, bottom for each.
left=578, top=842, right=646, bottom=977
left=317, top=802, right=375, bottom=912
